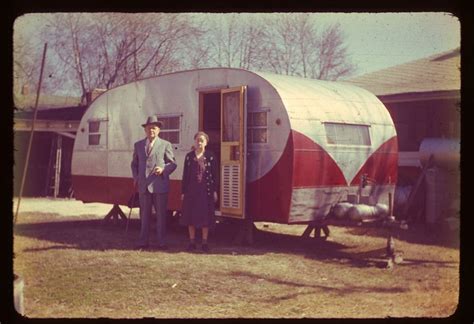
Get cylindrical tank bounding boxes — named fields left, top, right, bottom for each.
left=347, top=204, right=389, bottom=221
left=375, top=203, right=389, bottom=217
left=14, top=275, right=24, bottom=315
left=425, top=166, right=460, bottom=224
left=420, top=138, right=460, bottom=224
left=331, top=202, right=353, bottom=219
left=419, top=138, right=460, bottom=169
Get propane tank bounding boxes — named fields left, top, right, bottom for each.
left=347, top=204, right=378, bottom=221
left=347, top=203, right=389, bottom=221
left=419, top=138, right=460, bottom=169
left=331, top=202, right=354, bottom=219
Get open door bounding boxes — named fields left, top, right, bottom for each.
left=220, top=86, right=247, bottom=218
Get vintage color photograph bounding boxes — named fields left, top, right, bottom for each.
left=12, top=12, right=460, bottom=318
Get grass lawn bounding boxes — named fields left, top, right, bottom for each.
left=13, top=200, right=459, bottom=318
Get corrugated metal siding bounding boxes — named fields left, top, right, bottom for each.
left=256, top=72, right=391, bottom=126
left=255, top=71, right=396, bottom=187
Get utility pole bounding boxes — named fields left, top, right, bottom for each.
left=14, top=43, right=48, bottom=224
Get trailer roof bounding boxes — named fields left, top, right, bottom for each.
left=254, top=70, right=390, bottom=125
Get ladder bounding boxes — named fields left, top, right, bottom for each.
left=45, top=134, right=62, bottom=197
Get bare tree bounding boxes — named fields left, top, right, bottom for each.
left=259, top=14, right=301, bottom=76
left=13, top=15, right=73, bottom=104
left=206, top=14, right=236, bottom=67
left=260, top=14, right=355, bottom=80
left=16, top=12, right=356, bottom=103
left=43, top=13, right=204, bottom=104
left=295, top=14, right=316, bottom=78
left=120, top=14, right=204, bottom=80
left=238, top=19, right=268, bottom=70
left=13, top=25, right=38, bottom=96
left=44, top=13, right=96, bottom=103
left=204, top=14, right=267, bottom=70
left=310, top=23, right=355, bottom=80
left=179, top=31, right=212, bottom=70
left=163, top=13, right=354, bottom=80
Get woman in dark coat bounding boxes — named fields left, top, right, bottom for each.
left=180, top=131, right=218, bottom=252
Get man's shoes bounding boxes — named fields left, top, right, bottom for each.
left=186, top=243, right=196, bottom=251
left=201, top=243, right=210, bottom=253
left=135, top=244, right=149, bottom=250
left=157, top=244, right=168, bottom=250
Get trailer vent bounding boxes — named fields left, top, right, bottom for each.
left=222, top=165, right=240, bottom=209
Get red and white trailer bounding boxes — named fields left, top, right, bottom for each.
left=72, top=68, right=398, bottom=225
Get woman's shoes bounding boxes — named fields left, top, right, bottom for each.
left=186, top=242, right=210, bottom=253
left=186, top=242, right=196, bottom=251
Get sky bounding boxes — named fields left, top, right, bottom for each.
left=320, top=12, right=460, bottom=76
left=14, top=12, right=461, bottom=82
left=193, top=12, right=460, bottom=77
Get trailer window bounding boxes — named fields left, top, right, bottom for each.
left=88, top=119, right=107, bottom=147
left=157, top=116, right=180, bottom=144
left=222, top=91, right=241, bottom=142
left=247, top=111, right=268, bottom=143
left=324, top=122, right=371, bottom=146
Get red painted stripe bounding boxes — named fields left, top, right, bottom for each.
left=72, top=175, right=115, bottom=204
left=168, top=181, right=183, bottom=211
left=291, top=130, right=347, bottom=187
left=72, top=175, right=183, bottom=210
left=246, top=134, right=293, bottom=223
left=350, top=137, right=398, bottom=186
left=72, top=133, right=397, bottom=225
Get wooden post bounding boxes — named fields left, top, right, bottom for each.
left=388, top=192, right=394, bottom=221
left=14, top=43, right=48, bottom=224
left=388, top=192, right=393, bottom=215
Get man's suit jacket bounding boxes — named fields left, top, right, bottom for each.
left=131, top=137, right=177, bottom=194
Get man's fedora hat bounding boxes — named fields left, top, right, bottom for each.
left=142, top=115, right=163, bottom=128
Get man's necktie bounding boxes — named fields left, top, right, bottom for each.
left=147, top=143, right=152, bottom=156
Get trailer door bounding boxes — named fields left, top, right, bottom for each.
left=220, top=86, right=247, bottom=218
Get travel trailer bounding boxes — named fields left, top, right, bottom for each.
left=72, top=68, right=398, bottom=227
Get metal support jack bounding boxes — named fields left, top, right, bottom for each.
left=103, top=204, right=127, bottom=225
left=233, top=218, right=256, bottom=245
left=301, top=219, right=330, bottom=241
left=383, top=192, right=408, bottom=269
left=125, top=191, right=137, bottom=233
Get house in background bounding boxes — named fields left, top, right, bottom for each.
left=13, top=88, right=105, bottom=198
left=345, top=48, right=460, bottom=224
left=346, top=48, right=460, bottom=182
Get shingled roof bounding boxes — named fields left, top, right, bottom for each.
left=14, top=93, right=82, bottom=111
left=344, top=48, right=460, bottom=96
left=13, top=92, right=86, bottom=122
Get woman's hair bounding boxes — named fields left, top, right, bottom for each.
left=194, top=131, right=209, bottom=143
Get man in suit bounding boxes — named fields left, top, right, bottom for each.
left=131, top=115, right=177, bottom=250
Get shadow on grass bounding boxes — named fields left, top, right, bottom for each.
left=14, top=213, right=187, bottom=252
left=14, top=212, right=350, bottom=256
left=14, top=212, right=458, bottom=269
left=339, top=222, right=460, bottom=249
left=228, top=270, right=409, bottom=299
